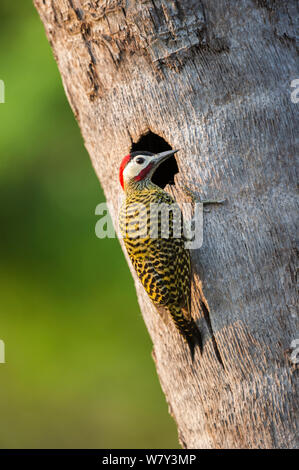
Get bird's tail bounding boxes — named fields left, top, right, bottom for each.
left=169, top=306, right=202, bottom=360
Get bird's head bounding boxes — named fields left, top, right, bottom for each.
left=119, top=149, right=178, bottom=191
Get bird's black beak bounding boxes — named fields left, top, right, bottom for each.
left=152, top=149, right=179, bottom=167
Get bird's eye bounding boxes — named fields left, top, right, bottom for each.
left=136, top=157, right=145, bottom=164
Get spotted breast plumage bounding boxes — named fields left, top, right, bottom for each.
left=119, top=150, right=202, bottom=359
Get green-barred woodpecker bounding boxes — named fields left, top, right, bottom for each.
left=118, top=150, right=202, bottom=359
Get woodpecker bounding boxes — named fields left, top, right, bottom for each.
left=119, top=149, right=202, bottom=359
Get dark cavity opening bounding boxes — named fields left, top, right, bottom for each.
left=130, top=131, right=179, bottom=189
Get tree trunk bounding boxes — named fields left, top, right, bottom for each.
left=34, top=0, right=298, bottom=449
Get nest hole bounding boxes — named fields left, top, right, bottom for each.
left=130, top=131, right=179, bottom=189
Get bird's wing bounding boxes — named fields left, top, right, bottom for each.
left=131, top=190, right=191, bottom=319
left=154, top=191, right=191, bottom=319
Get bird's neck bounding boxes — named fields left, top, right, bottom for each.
left=124, top=178, right=157, bottom=194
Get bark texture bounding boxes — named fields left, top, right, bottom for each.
left=34, top=0, right=298, bottom=448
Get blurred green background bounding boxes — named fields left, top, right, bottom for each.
left=0, top=1, right=178, bottom=448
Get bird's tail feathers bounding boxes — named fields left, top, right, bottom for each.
left=169, top=306, right=202, bottom=361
